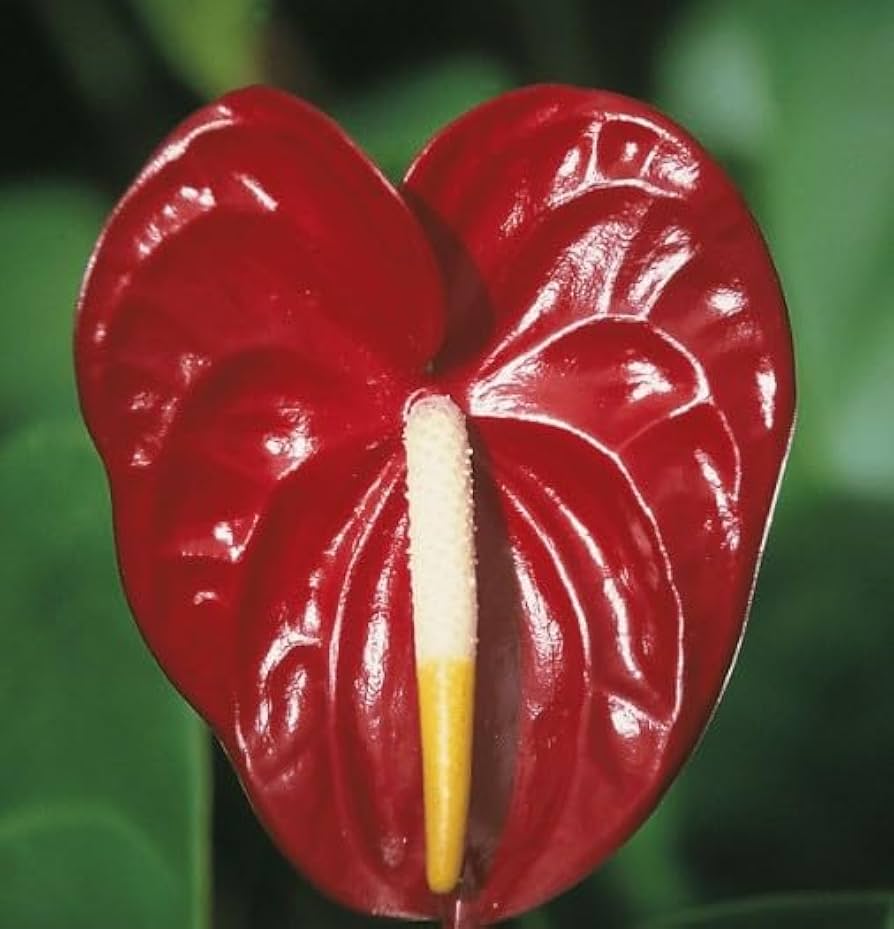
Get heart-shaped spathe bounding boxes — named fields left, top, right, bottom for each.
left=75, top=85, right=795, bottom=922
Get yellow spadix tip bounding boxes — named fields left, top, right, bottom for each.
left=417, top=657, right=475, bottom=893
left=403, top=395, right=478, bottom=895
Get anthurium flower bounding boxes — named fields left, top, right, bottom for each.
left=75, top=85, right=794, bottom=924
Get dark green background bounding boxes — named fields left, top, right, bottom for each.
left=1, top=1, right=891, bottom=927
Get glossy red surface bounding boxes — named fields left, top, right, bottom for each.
left=75, top=85, right=795, bottom=922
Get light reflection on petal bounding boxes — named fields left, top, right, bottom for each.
left=608, top=695, right=643, bottom=740
left=602, top=576, right=642, bottom=680
left=285, top=667, right=309, bottom=732
left=239, top=173, right=279, bottom=211
left=652, top=149, right=699, bottom=191
left=211, top=515, right=258, bottom=562
left=358, top=611, right=390, bottom=712
left=259, top=626, right=322, bottom=682
left=708, top=284, right=746, bottom=317
left=540, top=482, right=646, bottom=681
left=180, top=184, right=216, bottom=208
left=756, top=361, right=777, bottom=430
left=628, top=225, right=696, bottom=314
left=625, top=359, right=674, bottom=402
left=695, top=449, right=741, bottom=550
left=261, top=409, right=319, bottom=473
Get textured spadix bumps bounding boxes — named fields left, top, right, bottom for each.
left=75, top=85, right=795, bottom=922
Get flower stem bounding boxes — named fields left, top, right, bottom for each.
left=441, top=895, right=480, bottom=929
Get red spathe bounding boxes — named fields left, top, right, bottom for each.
left=75, top=85, right=795, bottom=922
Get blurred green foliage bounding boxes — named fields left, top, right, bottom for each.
left=1, top=0, right=891, bottom=927
left=0, top=424, right=209, bottom=929
left=660, top=0, right=894, bottom=498
left=646, top=892, right=894, bottom=929
left=126, top=0, right=268, bottom=97
left=0, top=185, right=106, bottom=429
left=335, top=55, right=516, bottom=181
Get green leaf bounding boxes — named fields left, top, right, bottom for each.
left=505, top=0, right=595, bottom=85
left=126, top=0, right=270, bottom=98
left=0, top=805, right=177, bottom=929
left=334, top=55, right=516, bottom=182
left=517, top=907, right=558, bottom=929
left=762, top=3, right=894, bottom=496
left=0, top=422, right=209, bottom=929
left=657, top=0, right=894, bottom=496
left=0, top=184, right=106, bottom=433
left=645, top=892, right=894, bottom=928
left=656, top=4, right=775, bottom=164
left=662, top=493, right=894, bottom=899
left=601, top=783, right=694, bottom=921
